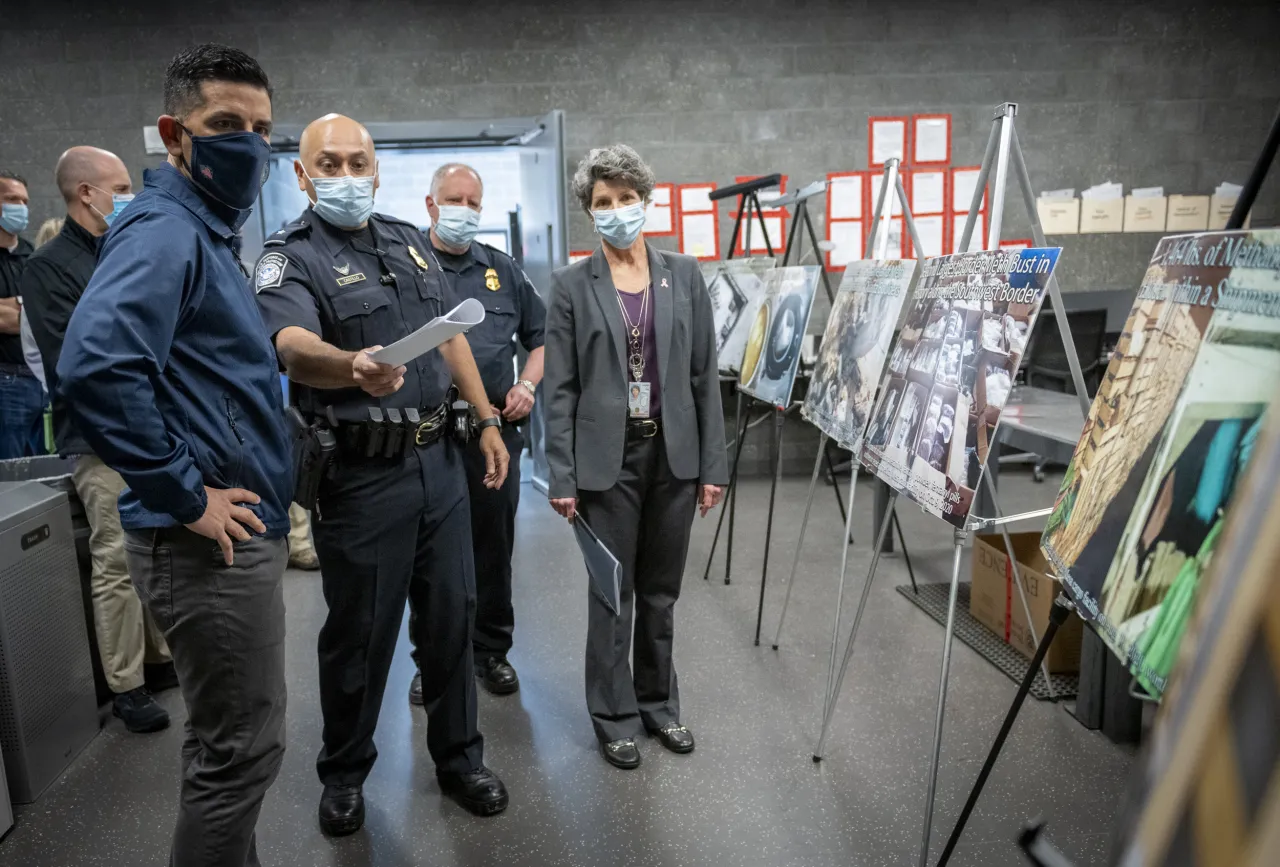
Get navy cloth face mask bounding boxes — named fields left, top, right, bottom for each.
left=178, top=124, right=272, bottom=212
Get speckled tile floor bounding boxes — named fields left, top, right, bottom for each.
left=2, top=465, right=1136, bottom=867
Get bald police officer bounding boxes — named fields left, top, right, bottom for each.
left=253, top=115, right=509, bottom=836
left=406, top=163, right=545, bottom=704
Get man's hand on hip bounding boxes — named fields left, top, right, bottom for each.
left=479, top=425, right=509, bottom=489
left=353, top=346, right=405, bottom=397
left=186, top=486, right=267, bottom=565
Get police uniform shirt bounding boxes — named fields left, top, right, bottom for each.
left=432, top=241, right=545, bottom=409
left=0, top=236, right=34, bottom=366
left=253, top=208, right=458, bottom=422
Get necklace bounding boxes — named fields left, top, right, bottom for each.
left=615, top=286, right=650, bottom=382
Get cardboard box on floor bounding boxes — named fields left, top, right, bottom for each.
left=970, top=532, right=1084, bottom=673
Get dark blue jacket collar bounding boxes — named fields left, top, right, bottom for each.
left=144, top=163, right=237, bottom=241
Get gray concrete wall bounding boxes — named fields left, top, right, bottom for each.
left=4, top=0, right=1277, bottom=474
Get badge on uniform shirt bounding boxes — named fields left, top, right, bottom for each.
left=254, top=252, right=287, bottom=293
left=333, top=262, right=350, bottom=276
left=408, top=245, right=430, bottom=271
left=627, top=382, right=651, bottom=419
left=484, top=267, right=501, bottom=291
left=336, top=273, right=367, bottom=286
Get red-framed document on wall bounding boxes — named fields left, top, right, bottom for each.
left=911, top=114, right=951, bottom=166
left=826, top=171, right=868, bottom=271
left=868, top=116, right=909, bottom=169
left=677, top=183, right=720, bottom=261
left=644, top=182, right=675, bottom=236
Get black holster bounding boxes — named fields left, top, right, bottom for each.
left=287, top=407, right=336, bottom=509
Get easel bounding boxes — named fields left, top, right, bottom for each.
left=768, top=159, right=922, bottom=656
left=769, top=179, right=836, bottom=304
left=812, top=103, right=1095, bottom=867
left=931, top=99, right=1280, bottom=867
left=712, top=173, right=783, bottom=261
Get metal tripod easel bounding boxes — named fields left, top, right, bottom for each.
left=811, top=103, right=1094, bottom=867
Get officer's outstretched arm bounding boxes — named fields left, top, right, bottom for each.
left=276, top=325, right=405, bottom=397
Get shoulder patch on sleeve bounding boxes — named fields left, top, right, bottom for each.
left=254, top=252, right=288, bottom=293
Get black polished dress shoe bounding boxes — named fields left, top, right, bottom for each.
left=408, top=671, right=423, bottom=706
left=476, top=656, right=520, bottom=695
left=600, top=738, right=642, bottom=769
left=437, top=766, right=509, bottom=816
left=648, top=721, right=695, bottom=754
left=318, top=784, right=364, bottom=836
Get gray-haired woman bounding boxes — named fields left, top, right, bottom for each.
left=543, top=144, right=729, bottom=769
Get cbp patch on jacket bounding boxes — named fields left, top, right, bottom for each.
left=254, top=252, right=287, bottom=292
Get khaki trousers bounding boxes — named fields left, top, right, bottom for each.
left=287, top=502, right=314, bottom=556
left=72, top=454, right=170, bottom=694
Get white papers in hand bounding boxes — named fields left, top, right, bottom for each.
left=369, top=297, right=485, bottom=367
left=573, top=516, right=622, bottom=615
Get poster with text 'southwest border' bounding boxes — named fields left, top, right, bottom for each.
left=1041, top=229, right=1280, bottom=697
left=802, top=258, right=917, bottom=453
left=861, top=247, right=1061, bottom=528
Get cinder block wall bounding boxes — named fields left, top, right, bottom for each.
left=4, top=0, right=1277, bottom=473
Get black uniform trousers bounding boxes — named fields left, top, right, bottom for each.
left=576, top=429, right=698, bottom=744
left=410, top=423, right=523, bottom=667
left=313, top=437, right=483, bottom=785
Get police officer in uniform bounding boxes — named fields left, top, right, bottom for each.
left=406, top=163, right=545, bottom=704
left=253, top=115, right=510, bottom=837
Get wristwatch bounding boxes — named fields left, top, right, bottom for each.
left=518, top=379, right=537, bottom=397
left=476, top=415, right=502, bottom=433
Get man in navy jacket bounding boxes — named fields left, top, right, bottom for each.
left=58, top=44, right=291, bottom=867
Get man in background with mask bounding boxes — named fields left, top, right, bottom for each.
left=0, top=170, right=42, bottom=459
left=23, top=146, right=175, bottom=736
left=253, top=114, right=510, bottom=836
left=403, top=163, right=544, bottom=705
left=58, top=44, right=293, bottom=866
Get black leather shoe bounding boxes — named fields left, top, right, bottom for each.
left=112, top=687, right=170, bottom=734
left=408, top=671, right=423, bottom=706
left=476, top=656, right=519, bottom=695
left=437, top=766, right=509, bottom=816
left=601, top=738, right=642, bottom=769
left=318, top=784, right=364, bottom=836
left=648, top=721, right=695, bottom=754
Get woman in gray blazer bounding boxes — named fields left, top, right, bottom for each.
left=543, top=144, right=729, bottom=769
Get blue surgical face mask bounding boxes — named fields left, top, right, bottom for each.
left=0, top=203, right=30, bottom=235
left=592, top=201, right=646, bottom=250
left=178, top=123, right=271, bottom=212
left=304, top=169, right=377, bottom=230
left=88, top=186, right=135, bottom=229
left=433, top=204, right=481, bottom=249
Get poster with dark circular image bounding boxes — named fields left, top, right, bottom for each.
left=739, top=266, right=822, bottom=410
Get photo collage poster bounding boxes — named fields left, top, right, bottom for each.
left=861, top=247, right=1062, bottom=527
left=1041, top=229, right=1280, bottom=697
left=701, top=257, right=776, bottom=375
left=802, top=259, right=917, bottom=452
left=738, top=265, right=823, bottom=410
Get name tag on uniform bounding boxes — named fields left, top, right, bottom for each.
left=627, top=382, right=651, bottom=419
left=336, top=273, right=367, bottom=286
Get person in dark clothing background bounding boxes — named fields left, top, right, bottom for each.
left=57, top=44, right=293, bottom=867
left=0, top=169, right=42, bottom=459
left=23, top=146, right=174, bottom=735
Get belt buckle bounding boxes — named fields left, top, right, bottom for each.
left=414, top=419, right=437, bottom=446
left=639, top=419, right=658, bottom=438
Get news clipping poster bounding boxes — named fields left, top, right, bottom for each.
left=802, top=258, right=917, bottom=452
left=861, top=247, right=1062, bottom=527
left=738, top=266, right=822, bottom=410
left=1041, top=229, right=1280, bottom=697
left=702, top=257, right=776, bottom=375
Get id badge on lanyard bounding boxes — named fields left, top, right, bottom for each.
left=628, top=382, right=651, bottom=419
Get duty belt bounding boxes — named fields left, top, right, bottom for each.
left=330, top=402, right=451, bottom=460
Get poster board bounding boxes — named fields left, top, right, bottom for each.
left=738, top=266, right=822, bottom=410
left=911, top=114, right=952, bottom=166
left=802, top=259, right=917, bottom=451
left=868, top=116, right=909, bottom=168
left=1042, top=229, right=1280, bottom=697
left=862, top=248, right=1062, bottom=527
